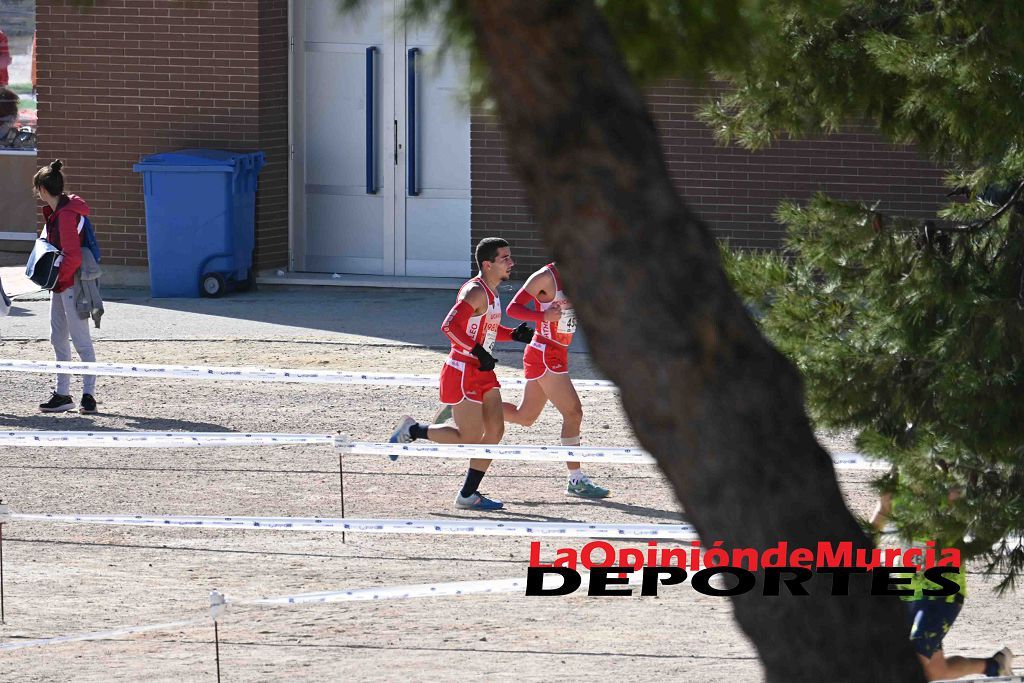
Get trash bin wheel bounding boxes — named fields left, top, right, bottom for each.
left=201, top=273, right=225, bottom=298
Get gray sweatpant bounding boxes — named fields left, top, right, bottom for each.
left=50, top=287, right=96, bottom=395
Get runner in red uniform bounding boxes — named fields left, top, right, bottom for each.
left=503, top=263, right=610, bottom=498
left=389, top=238, right=534, bottom=511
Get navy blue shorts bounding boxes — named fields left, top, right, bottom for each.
left=905, top=599, right=963, bottom=659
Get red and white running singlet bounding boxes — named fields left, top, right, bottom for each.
left=439, top=277, right=504, bottom=403
left=535, top=264, right=576, bottom=347
left=452, top=277, right=502, bottom=357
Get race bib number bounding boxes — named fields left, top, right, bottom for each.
left=557, top=307, right=577, bottom=334
left=483, top=327, right=497, bottom=353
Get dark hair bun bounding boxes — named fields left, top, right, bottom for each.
left=50, top=159, right=63, bottom=172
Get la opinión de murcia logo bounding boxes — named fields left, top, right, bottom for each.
left=526, top=541, right=963, bottom=598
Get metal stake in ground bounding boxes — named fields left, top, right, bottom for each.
left=214, top=620, right=220, bottom=682
left=339, top=454, right=346, bottom=544
left=210, top=590, right=226, bottom=683
left=0, top=500, right=8, bottom=623
left=0, top=522, right=5, bottom=624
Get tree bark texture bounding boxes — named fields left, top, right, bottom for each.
left=466, top=1, right=923, bottom=680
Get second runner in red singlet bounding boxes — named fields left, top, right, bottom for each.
left=519, top=263, right=575, bottom=379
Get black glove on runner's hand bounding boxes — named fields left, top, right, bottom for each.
left=511, top=323, right=534, bottom=344
left=470, top=344, right=497, bottom=372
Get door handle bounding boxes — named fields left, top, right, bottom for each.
left=365, top=46, right=378, bottom=194
left=407, top=47, right=420, bottom=196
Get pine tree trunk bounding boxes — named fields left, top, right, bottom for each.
left=466, top=1, right=924, bottom=680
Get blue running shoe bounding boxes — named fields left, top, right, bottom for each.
left=454, top=492, right=504, bottom=510
left=388, top=415, right=417, bottom=460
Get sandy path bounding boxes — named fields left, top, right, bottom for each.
left=0, top=340, right=1019, bottom=682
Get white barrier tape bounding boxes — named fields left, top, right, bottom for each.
left=340, top=440, right=656, bottom=464
left=0, top=572, right=638, bottom=652
left=351, top=443, right=887, bottom=469
left=830, top=451, right=891, bottom=470
left=241, top=570, right=642, bottom=606
left=0, top=579, right=539, bottom=652
left=11, top=513, right=700, bottom=539
left=0, top=619, right=203, bottom=651
left=0, top=358, right=616, bottom=391
left=0, top=430, right=889, bottom=470
left=245, top=576, right=533, bottom=606
left=0, top=431, right=333, bottom=448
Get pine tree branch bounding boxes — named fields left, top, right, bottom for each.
left=868, top=180, right=1023, bottom=241
left=939, top=180, right=1024, bottom=234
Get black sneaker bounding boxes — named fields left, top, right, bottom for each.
left=39, top=392, right=74, bottom=413
left=79, top=394, right=98, bottom=414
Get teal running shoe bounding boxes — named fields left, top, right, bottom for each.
left=566, top=476, right=610, bottom=499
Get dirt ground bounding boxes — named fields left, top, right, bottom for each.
left=0, top=338, right=1020, bottom=682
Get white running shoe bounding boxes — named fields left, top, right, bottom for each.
left=993, top=647, right=1014, bottom=676
left=388, top=415, right=417, bottom=444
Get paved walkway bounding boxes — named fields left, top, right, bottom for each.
left=1, top=260, right=589, bottom=351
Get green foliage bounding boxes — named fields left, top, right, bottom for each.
left=719, top=242, right=789, bottom=307
left=707, top=0, right=1024, bottom=589
left=725, top=197, right=1024, bottom=589
left=597, top=0, right=765, bottom=81
left=701, top=1, right=1024, bottom=182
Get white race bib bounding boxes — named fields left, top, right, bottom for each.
left=483, top=327, right=497, bottom=353
left=557, top=307, right=577, bottom=334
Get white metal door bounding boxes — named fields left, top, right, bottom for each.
left=401, top=23, right=472, bottom=278
left=294, top=0, right=396, bottom=274
left=292, top=1, right=470, bottom=278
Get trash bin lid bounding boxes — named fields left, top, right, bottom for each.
left=132, top=149, right=265, bottom=173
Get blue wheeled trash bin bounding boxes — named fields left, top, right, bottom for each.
left=132, top=149, right=265, bottom=298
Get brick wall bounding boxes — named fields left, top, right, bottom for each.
left=470, top=109, right=549, bottom=271
left=472, top=80, right=949, bottom=275
left=36, top=2, right=949, bottom=280
left=36, top=0, right=289, bottom=271
left=256, top=0, right=289, bottom=270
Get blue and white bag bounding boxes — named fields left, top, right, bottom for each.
left=25, top=236, right=64, bottom=290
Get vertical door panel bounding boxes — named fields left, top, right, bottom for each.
left=405, top=197, right=471, bottom=276
left=403, top=23, right=471, bottom=278
left=296, top=0, right=394, bottom=275
left=304, top=193, right=384, bottom=273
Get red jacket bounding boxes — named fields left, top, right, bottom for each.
left=42, top=194, right=90, bottom=293
left=0, top=31, right=10, bottom=86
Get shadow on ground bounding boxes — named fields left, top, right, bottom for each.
left=0, top=412, right=231, bottom=432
